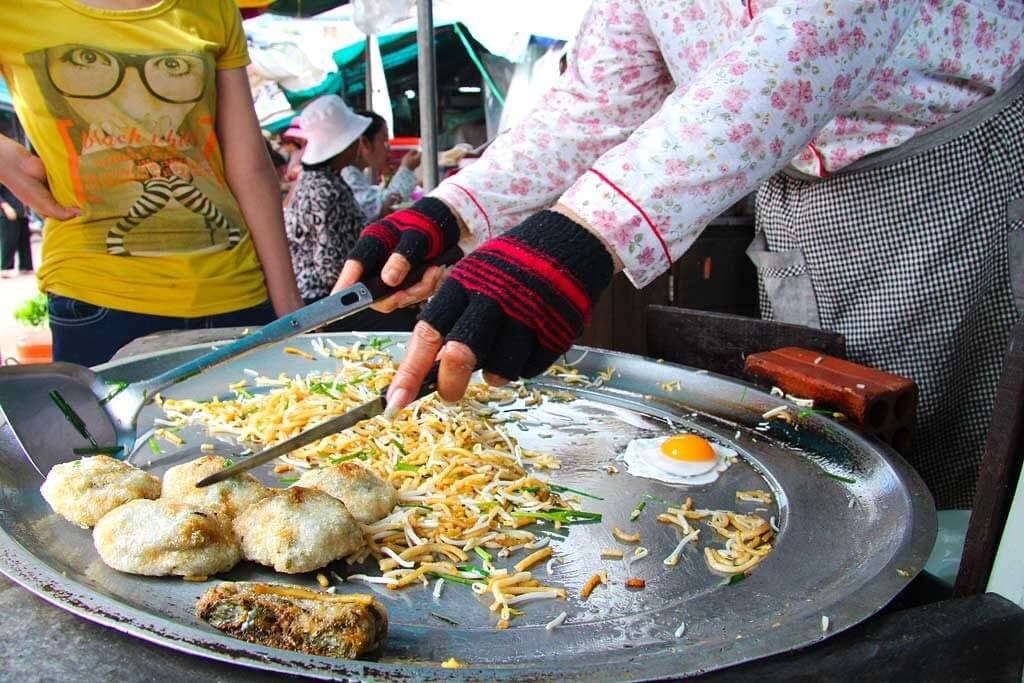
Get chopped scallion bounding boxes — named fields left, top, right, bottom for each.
left=148, top=437, right=161, bottom=455
left=428, top=612, right=459, bottom=626
left=425, top=571, right=478, bottom=586
left=629, top=500, right=646, bottom=521
left=49, top=389, right=97, bottom=447
left=725, top=572, right=748, bottom=586
left=473, top=547, right=492, bottom=562
left=72, top=445, right=123, bottom=456
left=547, top=483, right=604, bottom=500
left=98, top=381, right=129, bottom=405
left=821, top=472, right=857, bottom=484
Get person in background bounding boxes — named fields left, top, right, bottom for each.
left=342, top=111, right=421, bottom=222
left=285, top=96, right=428, bottom=332
left=0, top=0, right=303, bottom=366
left=336, top=0, right=1024, bottom=511
left=0, top=183, right=32, bottom=277
left=263, top=138, right=289, bottom=197
left=284, top=95, right=369, bottom=305
left=280, top=118, right=306, bottom=207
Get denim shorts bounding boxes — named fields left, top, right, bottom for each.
left=48, top=294, right=275, bottom=367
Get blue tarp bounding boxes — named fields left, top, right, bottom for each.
left=0, top=79, right=12, bottom=110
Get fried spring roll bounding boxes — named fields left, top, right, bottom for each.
left=196, top=582, right=387, bottom=658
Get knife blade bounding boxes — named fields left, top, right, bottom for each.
left=195, top=365, right=440, bottom=488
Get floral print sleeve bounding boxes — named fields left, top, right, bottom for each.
left=431, top=0, right=676, bottom=253
left=433, top=0, right=1024, bottom=285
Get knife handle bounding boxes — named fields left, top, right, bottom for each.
left=363, top=246, right=463, bottom=300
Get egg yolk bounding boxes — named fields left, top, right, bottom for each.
left=660, top=434, right=716, bottom=462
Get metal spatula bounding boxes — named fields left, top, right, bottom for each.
left=0, top=248, right=461, bottom=476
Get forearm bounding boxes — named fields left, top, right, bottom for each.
left=216, top=67, right=302, bottom=316
left=560, top=0, right=922, bottom=288
left=430, top=0, right=672, bottom=250
left=227, top=160, right=303, bottom=315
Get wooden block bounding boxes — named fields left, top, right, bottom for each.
left=743, top=347, right=918, bottom=453
left=646, top=306, right=846, bottom=379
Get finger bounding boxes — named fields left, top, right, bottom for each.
left=482, top=371, right=510, bottom=387
left=384, top=321, right=445, bottom=417
left=24, top=185, right=80, bottom=220
left=332, top=260, right=364, bottom=293
left=400, top=265, right=445, bottom=303
left=368, top=266, right=443, bottom=313
left=381, top=252, right=412, bottom=287
left=437, top=340, right=477, bottom=403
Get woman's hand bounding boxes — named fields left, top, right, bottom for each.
left=401, top=150, right=422, bottom=171
left=0, top=136, right=80, bottom=220
left=382, top=210, right=614, bottom=415
left=378, top=192, right=401, bottom=219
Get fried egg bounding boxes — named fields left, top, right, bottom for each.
left=621, top=433, right=735, bottom=485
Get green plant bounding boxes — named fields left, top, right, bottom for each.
left=14, top=293, right=48, bottom=328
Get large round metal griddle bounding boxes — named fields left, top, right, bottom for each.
left=0, top=334, right=936, bottom=681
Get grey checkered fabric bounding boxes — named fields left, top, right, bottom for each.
left=753, top=93, right=1024, bottom=509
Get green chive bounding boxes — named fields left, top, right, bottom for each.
left=49, top=390, right=97, bottom=447
left=428, top=612, right=459, bottom=626
left=279, top=476, right=300, bottom=483
left=455, top=564, right=489, bottom=577
left=425, top=571, right=479, bottom=586
left=234, top=388, right=253, bottom=399
left=394, top=461, right=418, bottom=472
left=399, top=504, right=432, bottom=511
left=329, top=451, right=370, bottom=464
left=148, top=437, right=161, bottom=455
left=473, top=547, right=492, bottom=562
left=725, top=573, right=748, bottom=586
left=222, top=459, right=233, bottom=468
left=368, top=337, right=393, bottom=351
left=392, top=440, right=407, bottom=456
left=821, top=472, right=857, bottom=484
left=72, top=445, right=123, bottom=456
left=309, top=382, right=339, bottom=399
left=98, top=381, right=129, bottom=405
left=510, top=508, right=602, bottom=524
left=629, top=500, right=646, bottom=521
left=547, top=483, right=604, bottom=500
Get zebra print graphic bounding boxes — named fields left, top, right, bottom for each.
left=106, top=175, right=241, bottom=255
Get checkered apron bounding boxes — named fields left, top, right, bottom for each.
left=750, top=72, right=1024, bottom=509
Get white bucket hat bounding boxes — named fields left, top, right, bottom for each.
left=299, top=95, right=372, bottom=165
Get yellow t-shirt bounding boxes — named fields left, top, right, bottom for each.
left=0, top=0, right=268, bottom=317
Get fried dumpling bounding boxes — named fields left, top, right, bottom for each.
left=293, top=461, right=397, bottom=524
left=162, top=455, right=269, bottom=518
left=41, top=455, right=161, bottom=529
left=196, top=582, right=387, bottom=659
left=233, top=487, right=365, bottom=574
left=93, top=498, right=241, bottom=577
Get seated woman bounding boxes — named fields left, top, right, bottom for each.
left=342, top=111, right=421, bottom=222
left=284, top=96, right=416, bottom=331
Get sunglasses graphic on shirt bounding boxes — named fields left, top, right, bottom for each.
left=45, top=45, right=207, bottom=104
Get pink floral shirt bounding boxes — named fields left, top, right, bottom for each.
left=433, top=0, right=1024, bottom=287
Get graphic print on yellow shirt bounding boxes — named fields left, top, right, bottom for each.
left=25, top=44, right=243, bottom=257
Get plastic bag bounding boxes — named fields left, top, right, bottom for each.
left=352, top=0, right=415, bottom=35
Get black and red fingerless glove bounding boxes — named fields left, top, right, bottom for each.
left=420, top=210, right=614, bottom=380
left=347, top=197, right=461, bottom=275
